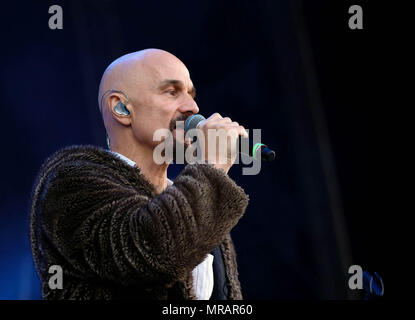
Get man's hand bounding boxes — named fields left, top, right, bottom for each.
left=196, top=113, right=248, bottom=174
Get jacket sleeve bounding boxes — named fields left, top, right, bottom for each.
left=37, top=159, right=249, bottom=287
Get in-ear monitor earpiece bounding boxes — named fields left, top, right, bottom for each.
left=114, top=101, right=130, bottom=116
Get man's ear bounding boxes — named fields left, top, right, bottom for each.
left=109, top=95, right=132, bottom=126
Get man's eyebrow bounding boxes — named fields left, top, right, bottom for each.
left=157, top=79, right=197, bottom=98
left=158, top=79, right=182, bottom=89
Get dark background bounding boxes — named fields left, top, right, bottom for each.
left=0, top=0, right=407, bottom=299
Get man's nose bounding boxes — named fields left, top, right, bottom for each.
left=178, top=99, right=199, bottom=115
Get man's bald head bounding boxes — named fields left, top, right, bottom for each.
left=97, top=48, right=199, bottom=154
left=98, top=49, right=188, bottom=113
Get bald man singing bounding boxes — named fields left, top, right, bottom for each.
left=30, top=49, right=249, bottom=300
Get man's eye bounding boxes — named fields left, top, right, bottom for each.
left=167, top=89, right=177, bottom=96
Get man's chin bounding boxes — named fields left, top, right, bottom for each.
left=171, top=139, right=191, bottom=164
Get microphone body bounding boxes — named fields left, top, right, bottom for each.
left=184, top=114, right=276, bottom=162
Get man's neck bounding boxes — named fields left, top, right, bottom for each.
left=112, top=144, right=169, bottom=194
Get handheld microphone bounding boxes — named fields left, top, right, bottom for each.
left=184, top=114, right=276, bottom=162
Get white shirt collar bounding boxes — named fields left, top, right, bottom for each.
left=110, top=151, right=173, bottom=186
left=111, top=151, right=136, bottom=167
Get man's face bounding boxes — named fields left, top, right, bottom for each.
left=127, top=54, right=199, bottom=152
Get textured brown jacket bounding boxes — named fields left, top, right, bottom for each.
left=29, top=145, right=249, bottom=299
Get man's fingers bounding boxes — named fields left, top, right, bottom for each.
left=239, top=126, right=249, bottom=138
left=199, top=113, right=222, bottom=129
left=207, top=113, right=222, bottom=120
left=228, top=125, right=248, bottom=138
left=209, top=123, right=249, bottom=138
left=201, top=115, right=248, bottom=138
left=223, top=122, right=248, bottom=138
left=203, top=121, right=248, bottom=136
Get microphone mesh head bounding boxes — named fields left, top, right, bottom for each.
left=185, top=114, right=206, bottom=132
